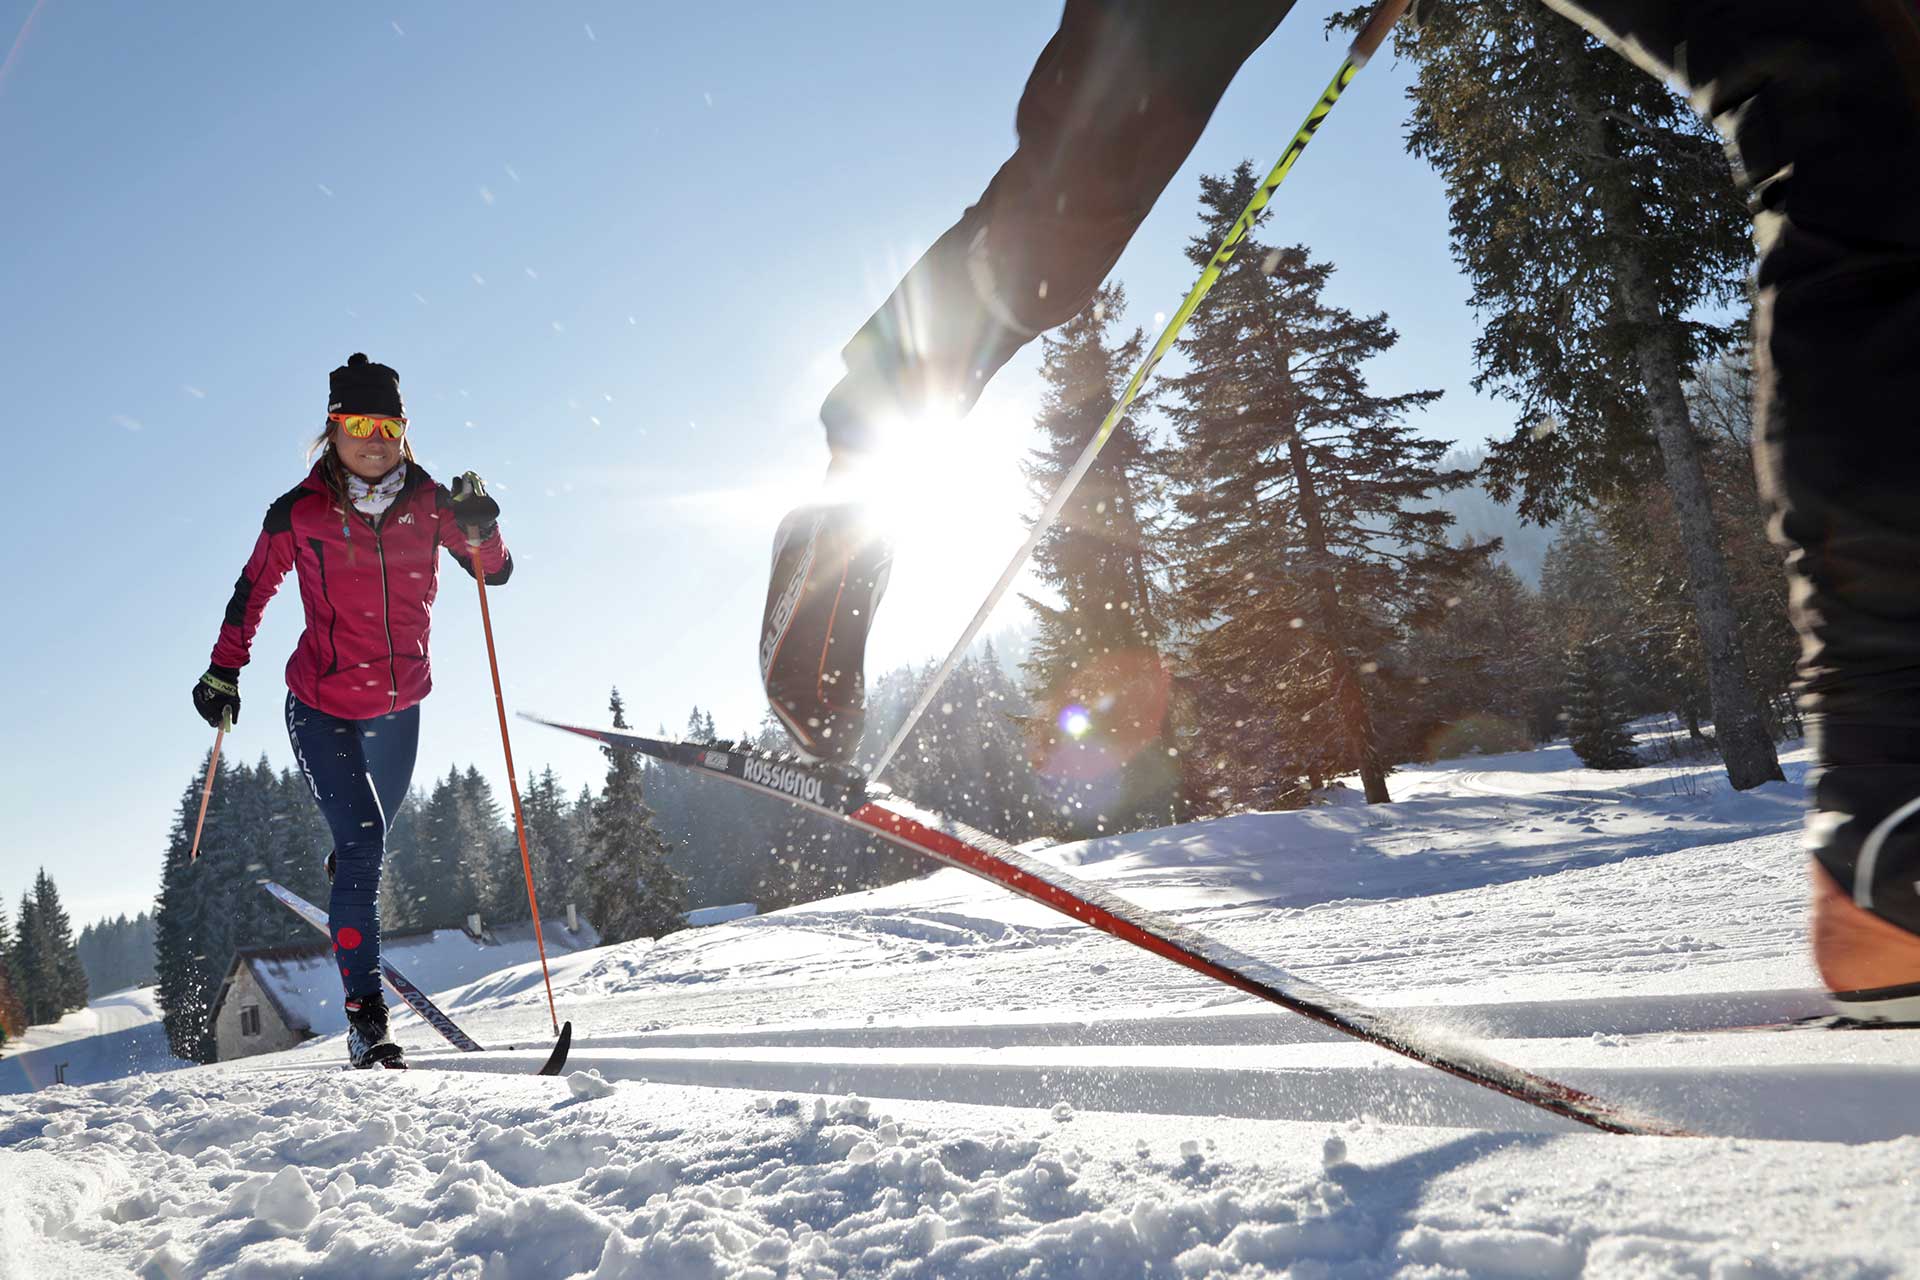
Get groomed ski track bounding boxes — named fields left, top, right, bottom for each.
left=268, top=986, right=1913, bottom=1144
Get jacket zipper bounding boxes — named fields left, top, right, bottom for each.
left=374, top=522, right=397, bottom=713
left=360, top=506, right=405, bottom=717
left=338, top=470, right=415, bottom=713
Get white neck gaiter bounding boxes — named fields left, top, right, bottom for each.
left=345, top=462, right=408, bottom=516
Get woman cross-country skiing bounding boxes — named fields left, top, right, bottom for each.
left=192, top=353, right=512, bottom=1068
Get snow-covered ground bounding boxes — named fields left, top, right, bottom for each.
left=0, top=986, right=186, bottom=1096
left=7, top=738, right=1920, bottom=1278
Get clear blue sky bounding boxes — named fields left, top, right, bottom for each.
left=0, top=1, right=1498, bottom=925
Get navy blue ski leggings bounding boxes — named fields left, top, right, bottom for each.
left=286, top=692, right=420, bottom=999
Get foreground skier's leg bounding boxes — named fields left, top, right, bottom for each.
left=1545, top=0, right=1920, bottom=1017
left=761, top=0, right=1291, bottom=762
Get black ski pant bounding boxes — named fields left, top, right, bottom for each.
left=824, top=0, right=1920, bottom=937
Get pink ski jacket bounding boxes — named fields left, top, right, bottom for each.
left=210, top=461, right=512, bottom=720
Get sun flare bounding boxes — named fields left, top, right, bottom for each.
left=841, top=398, right=1047, bottom=663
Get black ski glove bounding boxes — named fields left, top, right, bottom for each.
left=193, top=665, right=241, bottom=729
left=448, top=472, right=500, bottom=540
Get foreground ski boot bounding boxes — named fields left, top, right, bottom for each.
left=760, top=497, right=892, bottom=764
left=344, top=989, right=406, bottom=1069
left=1811, top=862, right=1920, bottom=1026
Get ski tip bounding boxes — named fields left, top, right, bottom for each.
left=538, top=1020, right=574, bottom=1076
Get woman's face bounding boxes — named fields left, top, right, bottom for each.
left=332, top=420, right=405, bottom=480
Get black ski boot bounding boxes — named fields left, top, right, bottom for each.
left=344, top=989, right=405, bottom=1069
left=759, top=497, right=892, bottom=764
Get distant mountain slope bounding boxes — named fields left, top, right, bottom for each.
left=1428, top=446, right=1559, bottom=586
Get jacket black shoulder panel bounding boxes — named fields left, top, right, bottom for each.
left=263, top=481, right=310, bottom=535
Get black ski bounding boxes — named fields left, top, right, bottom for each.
left=524, top=716, right=1688, bottom=1137
left=263, top=880, right=572, bottom=1075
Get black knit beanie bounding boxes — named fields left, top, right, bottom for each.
left=327, top=352, right=404, bottom=417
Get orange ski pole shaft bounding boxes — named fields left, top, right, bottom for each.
left=188, top=710, right=230, bottom=863
left=470, top=544, right=561, bottom=1036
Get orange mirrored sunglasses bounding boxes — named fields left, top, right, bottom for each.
left=328, top=413, right=408, bottom=440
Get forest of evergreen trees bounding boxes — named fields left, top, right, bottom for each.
left=944, top=152, right=1799, bottom=818
left=76, top=912, right=157, bottom=996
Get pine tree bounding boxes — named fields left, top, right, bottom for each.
left=582, top=690, right=687, bottom=944
left=888, top=653, right=1045, bottom=841
left=155, top=768, right=215, bottom=1060
left=379, top=786, right=429, bottom=933
left=1389, top=0, right=1781, bottom=789
left=1020, top=284, right=1183, bottom=835
left=1584, top=349, right=1800, bottom=742
left=570, top=783, right=597, bottom=910
left=667, top=705, right=766, bottom=907
left=0, top=911, right=24, bottom=1041
left=270, top=765, right=335, bottom=919
left=154, top=745, right=263, bottom=1060
left=974, top=640, right=1043, bottom=840
left=10, top=892, right=40, bottom=1025
left=1566, top=639, right=1639, bottom=769
left=1385, top=558, right=1553, bottom=761
left=522, top=768, right=585, bottom=922
left=1164, top=163, right=1492, bottom=805
left=458, top=765, right=522, bottom=924
left=29, top=871, right=89, bottom=1017
left=410, top=766, right=491, bottom=928
left=222, top=758, right=288, bottom=951
left=10, top=871, right=89, bottom=1025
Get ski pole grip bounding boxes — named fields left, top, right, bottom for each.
left=1350, top=0, right=1412, bottom=65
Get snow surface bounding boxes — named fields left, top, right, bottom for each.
left=6, top=738, right=1920, bottom=1277
left=0, top=987, right=186, bottom=1095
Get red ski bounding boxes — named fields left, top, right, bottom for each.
left=525, top=716, right=1689, bottom=1136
